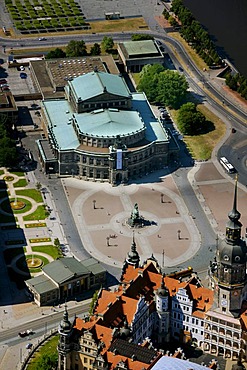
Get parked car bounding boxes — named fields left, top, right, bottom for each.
left=20, top=65, right=25, bottom=71
left=0, top=79, right=7, bottom=84
left=20, top=72, right=27, bottom=79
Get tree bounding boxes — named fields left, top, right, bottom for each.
left=66, top=40, right=87, bottom=57
left=131, top=34, right=154, bottom=41
left=36, top=182, right=42, bottom=191
left=90, top=43, right=101, bottom=56
left=157, top=70, right=188, bottom=108
left=36, top=353, right=58, bottom=370
left=177, top=102, right=206, bottom=135
left=89, top=290, right=99, bottom=315
left=46, top=48, right=66, bottom=59
left=137, top=64, right=165, bottom=103
left=54, top=238, right=60, bottom=248
left=101, top=36, right=114, bottom=53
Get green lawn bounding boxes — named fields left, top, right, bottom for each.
left=0, top=170, right=4, bottom=175
left=27, top=336, right=58, bottom=370
left=16, top=189, right=43, bottom=202
left=32, top=245, right=62, bottom=259
left=183, top=104, right=226, bottom=160
left=16, top=254, right=50, bottom=273
left=9, top=171, right=24, bottom=176
left=23, top=205, right=49, bottom=221
left=13, top=178, right=28, bottom=188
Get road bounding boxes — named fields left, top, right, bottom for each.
left=0, top=300, right=90, bottom=347
left=0, top=8, right=247, bottom=368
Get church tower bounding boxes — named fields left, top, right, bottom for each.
left=155, top=275, right=170, bottom=343
left=210, top=178, right=247, bottom=317
left=125, top=234, right=140, bottom=268
left=57, top=304, right=73, bottom=370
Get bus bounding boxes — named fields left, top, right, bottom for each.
left=219, top=157, right=236, bottom=174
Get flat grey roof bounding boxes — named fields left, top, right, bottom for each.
left=26, top=275, right=57, bottom=295
left=82, top=258, right=106, bottom=275
left=43, top=257, right=89, bottom=284
left=122, top=40, right=160, bottom=57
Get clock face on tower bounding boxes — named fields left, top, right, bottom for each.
left=221, top=299, right=227, bottom=307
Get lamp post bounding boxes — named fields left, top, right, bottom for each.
left=177, top=229, right=181, bottom=240
left=93, top=200, right=96, bottom=209
left=106, top=236, right=110, bottom=246
left=160, top=193, right=164, bottom=203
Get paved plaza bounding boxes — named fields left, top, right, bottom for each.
left=63, top=160, right=247, bottom=271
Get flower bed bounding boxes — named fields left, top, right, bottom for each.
left=25, top=223, right=46, bottom=228
left=3, top=175, right=14, bottom=182
left=29, top=237, right=51, bottom=243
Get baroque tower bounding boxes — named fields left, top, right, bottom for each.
left=155, top=274, right=170, bottom=343
left=210, top=178, right=247, bottom=317
left=57, top=304, right=73, bottom=370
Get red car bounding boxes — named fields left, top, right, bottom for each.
left=0, top=79, right=7, bottom=84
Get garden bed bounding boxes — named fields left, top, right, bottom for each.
left=25, top=222, right=46, bottom=228
left=29, top=237, right=51, bottom=243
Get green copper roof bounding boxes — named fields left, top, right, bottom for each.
left=69, top=71, right=131, bottom=101
left=123, top=40, right=159, bottom=57
left=74, top=108, right=144, bottom=137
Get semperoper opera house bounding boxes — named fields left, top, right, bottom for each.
left=37, top=71, right=179, bottom=185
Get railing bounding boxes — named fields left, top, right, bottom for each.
left=18, top=329, right=58, bottom=370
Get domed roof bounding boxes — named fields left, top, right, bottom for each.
left=218, top=238, right=247, bottom=265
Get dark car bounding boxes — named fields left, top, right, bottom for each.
left=20, top=72, right=27, bottom=79
left=0, top=79, right=7, bottom=84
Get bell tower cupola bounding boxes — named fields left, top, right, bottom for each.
left=209, top=177, right=247, bottom=317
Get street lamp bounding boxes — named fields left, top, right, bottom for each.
left=93, top=200, right=96, bottom=209
left=160, top=193, right=164, bottom=203
left=177, top=229, right=181, bottom=240
left=106, top=236, right=110, bottom=246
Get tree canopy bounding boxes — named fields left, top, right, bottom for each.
left=66, top=40, right=87, bottom=57
left=137, top=65, right=188, bottom=108
left=36, top=353, right=58, bottom=370
left=46, top=48, right=66, bottom=59
left=177, top=102, right=206, bottom=135
left=131, top=34, right=154, bottom=41
left=90, top=43, right=101, bottom=56
left=101, top=36, right=114, bottom=53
